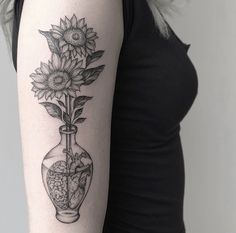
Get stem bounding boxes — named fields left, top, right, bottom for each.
left=65, top=95, right=73, bottom=165
left=68, top=96, right=72, bottom=131
left=65, top=94, right=71, bottom=204
left=65, top=95, right=69, bottom=149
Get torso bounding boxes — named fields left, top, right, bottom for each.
left=103, top=1, right=198, bottom=232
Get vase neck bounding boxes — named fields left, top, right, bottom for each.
left=59, top=125, right=78, bottom=147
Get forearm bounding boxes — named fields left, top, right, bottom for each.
left=17, top=0, right=123, bottom=232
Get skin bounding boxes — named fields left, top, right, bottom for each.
left=17, top=0, right=123, bottom=232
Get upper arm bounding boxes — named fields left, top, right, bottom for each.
left=17, top=0, right=123, bottom=231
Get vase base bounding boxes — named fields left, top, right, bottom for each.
left=56, top=210, right=80, bottom=224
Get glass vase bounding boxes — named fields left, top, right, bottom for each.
left=41, top=125, right=93, bottom=224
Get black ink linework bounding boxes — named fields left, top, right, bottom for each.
left=30, top=15, right=105, bottom=224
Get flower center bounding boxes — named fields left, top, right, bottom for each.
left=72, top=33, right=80, bottom=40
left=54, top=76, right=64, bottom=84
left=48, top=72, right=70, bottom=91
left=63, top=29, right=86, bottom=47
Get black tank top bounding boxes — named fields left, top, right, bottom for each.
left=12, top=0, right=198, bottom=232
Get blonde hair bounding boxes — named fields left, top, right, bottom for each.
left=0, top=0, right=14, bottom=49
left=0, top=0, right=178, bottom=49
left=147, top=0, right=180, bottom=37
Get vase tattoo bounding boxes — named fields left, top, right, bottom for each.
left=30, top=15, right=105, bottom=224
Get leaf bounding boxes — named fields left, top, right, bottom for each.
left=86, top=50, right=105, bottom=66
left=82, top=65, right=105, bottom=86
left=57, top=100, right=66, bottom=108
left=63, top=112, right=71, bottom=125
left=74, top=108, right=83, bottom=120
left=73, top=118, right=86, bottom=124
left=39, top=30, right=60, bottom=54
left=40, top=102, right=62, bottom=120
left=73, top=96, right=93, bottom=109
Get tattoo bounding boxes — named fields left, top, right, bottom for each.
left=30, top=15, right=105, bottom=224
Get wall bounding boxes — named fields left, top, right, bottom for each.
left=0, top=32, right=28, bottom=231
left=168, top=0, right=236, bottom=232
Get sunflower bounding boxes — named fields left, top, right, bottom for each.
left=30, top=53, right=84, bottom=100
left=50, top=15, right=98, bottom=58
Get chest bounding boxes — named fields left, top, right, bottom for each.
left=114, top=32, right=198, bottom=131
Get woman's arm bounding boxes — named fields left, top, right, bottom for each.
left=17, top=0, right=123, bottom=232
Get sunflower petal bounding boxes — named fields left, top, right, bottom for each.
left=50, top=91, right=56, bottom=100
left=35, top=68, right=42, bottom=74
left=87, top=32, right=97, bottom=38
left=72, top=68, right=82, bottom=77
left=31, top=86, right=38, bottom=92
left=60, top=19, right=67, bottom=30
left=30, top=73, right=46, bottom=82
left=70, top=83, right=81, bottom=91
left=68, top=44, right=74, bottom=51
left=48, top=61, right=54, bottom=71
left=38, top=90, right=46, bottom=100
left=87, top=41, right=96, bottom=51
left=72, top=81, right=83, bottom=89
left=74, top=60, right=83, bottom=69
left=45, top=91, right=52, bottom=100
left=33, top=81, right=47, bottom=89
left=86, top=28, right=93, bottom=34
left=65, top=80, right=72, bottom=88
left=64, top=58, right=72, bottom=71
left=80, top=46, right=86, bottom=56
left=67, top=59, right=77, bottom=72
left=51, top=24, right=63, bottom=33
left=76, top=47, right=82, bottom=56
left=72, top=49, right=77, bottom=57
left=73, top=78, right=84, bottom=83
left=52, top=53, right=61, bottom=70
left=71, top=14, right=77, bottom=28
left=86, top=42, right=95, bottom=50
left=78, top=18, right=85, bottom=28
left=82, top=24, right=87, bottom=33
left=87, top=48, right=93, bottom=55
left=34, top=90, right=40, bottom=97
left=87, top=40, right=95, bottom=46
left=72, top=71, right=83, bottom=79
left=40, top=62, right=50, bottom=75
left=51, top=29, right=63, bottom=36
left=64, top=51, right=71, bottom=58
left=62, top=44, right=69, bottom=53
left=59, top=39, right=67, bottom=48
left=60, top=56, right=67, bottom=70
left=52, top=32, right=62, bottom=39
left=67, top=89, right=77, bottom=97
left=65, top=16, right=71, bottom=28
left=55, top=91, right=63, bottom=99
left=88, top=35, right=98, bottom=40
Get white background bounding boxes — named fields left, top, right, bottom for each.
left=0, top=0, right=236, bottom=232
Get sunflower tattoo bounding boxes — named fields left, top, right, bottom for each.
left=31, top=54, right=84, bottom=99
left=50, top=15, right=98, bottom=58
left=29, top=15, right=105, bottom=224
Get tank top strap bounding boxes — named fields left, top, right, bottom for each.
left=12, top=0, right=24, bottom=71
left=122, top=0, right=135, bottom=44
